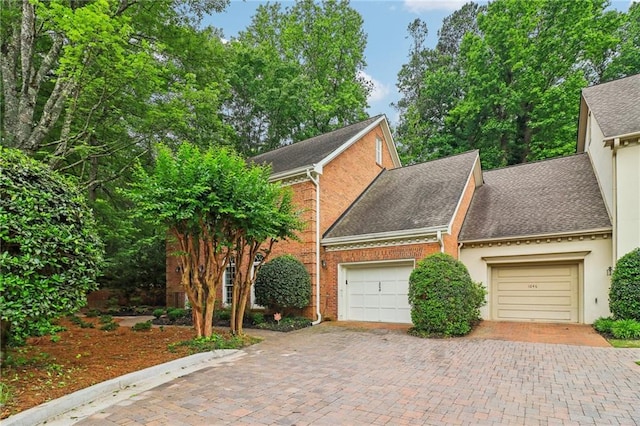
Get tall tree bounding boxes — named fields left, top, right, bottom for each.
left=226, top=0, right=371, bottom=155
left=125, top=144, right=301, bottom=337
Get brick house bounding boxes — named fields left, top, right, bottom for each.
left=166, top=75, right=639, bottom=324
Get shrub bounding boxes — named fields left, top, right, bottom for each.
left=85, top=309, right=100, bottom=318
left=152, top=308, right=165, bottom=319
left=611, top=319, right=640, bottom=340
left=593, top=317, right=615, bottom=334
left=100, top=321, right=119, bottom=331
left=250, top=312, right=265, bottom=325
left=215, top=308, right=231, bottom=322
left=254, top=255, right=311, bottom=311
left=132, top=321, right=153, bottom=332
left=167, top=308, right=187, bottom=322
left=610, top=248, right=640, bottom=321
left=408, top=253, right=486, bottom=337
left=99, top=315, right=113, bottom=324
left=0, top=148, right=103, bottom=350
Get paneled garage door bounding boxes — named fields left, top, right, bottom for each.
left=345, top=263, right=413, bottom=323
left=492, top=264, right=579, bottom=323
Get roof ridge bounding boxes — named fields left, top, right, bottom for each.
left=388, top=149, right=478, bottom=172
left=483, top=152, right=587, bottom=174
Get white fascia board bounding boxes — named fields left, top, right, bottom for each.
left=459, top=227, right=613, bottom=245
left=269, top=163, right=323, bottom=182
left=317, top=116, right=386, bottom=169
left=322, top=225, right=449, bottom=246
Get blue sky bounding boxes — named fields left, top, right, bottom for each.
left=203, top=0, right=633, bottom=125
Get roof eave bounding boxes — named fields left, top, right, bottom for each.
left=459, top=227, right=613, bottom=245
left=322, top=225, right=449, bottom=246
left=269, top=163, right=323, bottom=182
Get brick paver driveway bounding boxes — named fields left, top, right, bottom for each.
left=78, top=324, right=640, bottom=425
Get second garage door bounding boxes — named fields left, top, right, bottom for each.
left=492, top=263, right=579, bottom=323
left=345, top=263, right=413, bottom=323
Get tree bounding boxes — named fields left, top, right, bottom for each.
left=125, top=143, right=301, bottom=337
left=395, top=0, right=632, bottom=168
left=0, top=147, right=103, bottom=356
left=603, top=2, right=640, bottom=81
left=226, top=0, right=371, bottom=155
left=254, top=255, right=312, bottom=313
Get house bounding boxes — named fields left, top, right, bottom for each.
left=165, top=74, right=640, bottom=324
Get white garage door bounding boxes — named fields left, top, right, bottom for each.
left=492, top=264, right=579, bottom=323
left=345, top=263, right=412, bottom=323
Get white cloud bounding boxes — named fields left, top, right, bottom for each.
left=359, top=71, right=391, bottom=103
left=403, top=0, right=469, bottom=13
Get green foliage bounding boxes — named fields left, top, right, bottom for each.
left=592, top=317, right=615, bottom=334
left=168, top=333, right=260, bottom=354
left=132, top=321, right=153, bottom=332
left=254, top=255, right=311, bottom=311
left=100, top=321, right=119, bottom=331
left=0, top=148, right=103, bottom=347
left=215, top=308, right=231, bottom=322
left=255, top=316, right=312, bottom=332
left=85, top=309, right=100, bottom=318
left=153, top=309, right=166, bottom=319
left=99, top=315, right=114, bottom=324
left=610, top=319, right=640, bottom=340
left=229, top=0, right=370, bottom=154
left=609, top=248, right=640, bottom=321
left=167, top=308, right=188, bottom=322
left=408, top=253, right=486, bottom=337
left=0, top=382, right=12, bottom=406
left=395, top=0, right=634, bottom=168
left=250, top=312, right=265, bottom=325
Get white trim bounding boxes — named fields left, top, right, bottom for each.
left=481, top=251, right=591, bottom=264
left=270, top=163, right=323, bottom=183
left=323, top=226, right=448, bottom=247
left=460, top=228, right=612, bottom=246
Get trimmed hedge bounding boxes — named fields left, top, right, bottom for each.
left=609, top=248, right=640, bottom=321
left=254, top=255, right=311, bottom=311
left=408, top=253, right=486, bottom=336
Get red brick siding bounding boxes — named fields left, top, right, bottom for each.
left=320, top=124, right=397, bottom=233
left=442, top=172, right=477, bottom=258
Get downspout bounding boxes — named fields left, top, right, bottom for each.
left=306, top=168, right=323, bottom=325
left=437, top=230, right=444, bottom=253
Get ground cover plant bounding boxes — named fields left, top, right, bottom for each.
left=0, top=316, right=257, bottom=419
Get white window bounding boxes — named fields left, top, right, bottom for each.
left=222, top=256, right=264, bottom=308
left=376, top=137, right=383, bottom=164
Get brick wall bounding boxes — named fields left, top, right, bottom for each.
left=320, top=243, right=441, bottom=320
left=443, top=172, right=477, bottom=258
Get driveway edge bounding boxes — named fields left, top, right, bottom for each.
left=3, top=349, right=245, bottom=426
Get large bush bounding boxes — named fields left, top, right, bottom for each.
left=254, top=255, right=311, bottom=311
left=609, top=248, right=640, bottom=321
left=408, top=253, right=486, bottom=336
left=0, top=148, right=104, bottom=349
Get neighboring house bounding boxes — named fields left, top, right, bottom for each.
left=166, top=75, right=640, bottom=324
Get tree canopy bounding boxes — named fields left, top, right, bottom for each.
left=125, top=143, right=302, bottom=336
left=395, top=0, right=638, bottom=168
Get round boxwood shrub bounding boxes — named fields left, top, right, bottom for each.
left=254, top=255, right=311, bottom=311
left=408, top=253, right=486, bottom=337
left=0, top=148, right=104, bottom=351
left=609, top=248, right=640, bottom=321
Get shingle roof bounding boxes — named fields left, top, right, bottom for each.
left=582, top=74, right=640, bottom=138
left=459, top=154, right=611, bottom=242
left=249, top=116, right=383, bottom=175
left=324, top=151, right=479, bottom=240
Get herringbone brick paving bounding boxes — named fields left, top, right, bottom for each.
left=76, top=323, right=640, bottom=425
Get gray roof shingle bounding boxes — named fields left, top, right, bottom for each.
left=324, top=151, right=479, bottom=240
left=459, top=154, right=611, bottom=242
left=582, top=74, right=640, bottom=138
left=250, top=116, right=383, bottom=175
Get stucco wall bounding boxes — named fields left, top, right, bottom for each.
left=460, top=235, right=613, bottom=323
left=585, top=114, right=614, bottom=217
left=615, top=144, right=640, bottom=258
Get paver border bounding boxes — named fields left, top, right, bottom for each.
left=3, top=349, right=245, bottom=426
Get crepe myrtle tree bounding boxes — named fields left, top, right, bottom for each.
left=0, top=148, right=104, bottom=357
left=125, top=143, right=301, bottom=337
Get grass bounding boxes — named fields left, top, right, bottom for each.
left=607, top=339, right=640, bottom=348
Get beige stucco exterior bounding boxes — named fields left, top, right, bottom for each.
left=460, top=233, right=613, bottom=324
left=614, top=143, right=640, bottom=258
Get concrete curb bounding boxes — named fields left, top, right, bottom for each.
left=3, top=349, right=245, bottom=426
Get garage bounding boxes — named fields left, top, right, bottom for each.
left=344, top=263, right=413, bottom=323
left=492, top=263, right=579, bottom=323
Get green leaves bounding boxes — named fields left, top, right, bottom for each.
left=254, top=255, right=312, bottom=311
left=610, top=248, right=640, bottom=321
left=0, top=148, right=104, bottom=345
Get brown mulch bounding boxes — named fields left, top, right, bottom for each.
left=0, top=316, right=198, bottom=419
